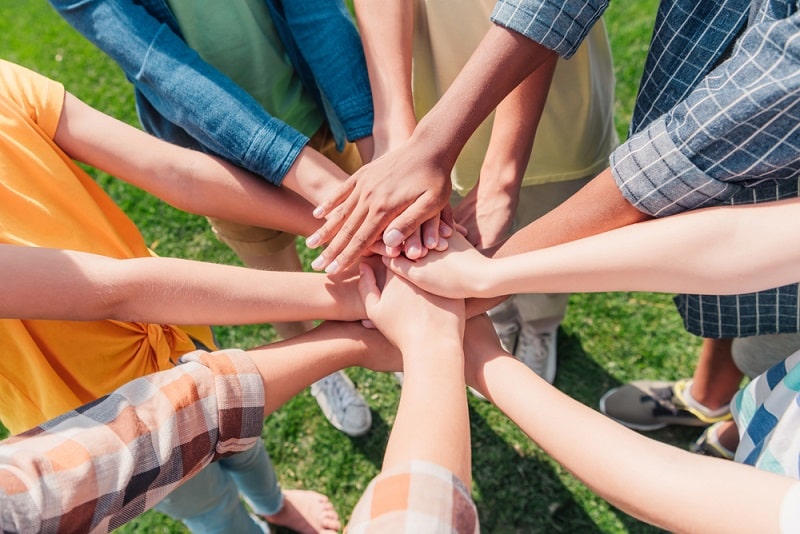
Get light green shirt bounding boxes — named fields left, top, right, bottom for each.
left=166, top=0, right=323, bottom=137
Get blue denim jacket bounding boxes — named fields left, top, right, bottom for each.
left=49, top=0, right=373, bottom=185
left=493, top=0, right=800, bottom=337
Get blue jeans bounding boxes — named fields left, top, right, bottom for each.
left=155, top=439, right=283, bottom=533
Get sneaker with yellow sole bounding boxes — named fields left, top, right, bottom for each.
left=599, top=378, right=731, bottom=431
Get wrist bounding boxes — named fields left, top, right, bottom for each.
left=410, top=116, right=461, bottom=171
left=282, top=147, right=347, bottom=205
left=397, top=333, right=463, bottom=358
left=477, top=162, right=524, bottom=197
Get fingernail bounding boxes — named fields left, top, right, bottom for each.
left=407, top=245, right=420, bottom=257
left=439, top=223, right=453, bottom=237
left=306, top=234, right=320, bottom=248
left=424, top=235, right=438, bottom=248
left=311, top=255, right=326, bottom=271
left=384, top=229, right=404, bottom=247
left=325, top=260, right=339, bottom=274
left=312, top=206, right=325, bottom=218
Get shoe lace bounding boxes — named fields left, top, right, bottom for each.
left=647, top=384, right=686, bottom=416
left=322, top=373, right=358, bottom=410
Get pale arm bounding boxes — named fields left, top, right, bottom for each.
left=0, top=244, right=363, bottom=324
left=353, top=0, right=417, bottom=158
left=387, top=197, right=800, bottom=298
left=249, top=320, right=401, bottom=417
left=358, top=265, right=470, bottom=484
left=54, top=93, right=325, bottom=237
left=464, top=315, right=795, bottom=533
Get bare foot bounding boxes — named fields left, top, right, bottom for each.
left=263, top=489, right=341, bottom=534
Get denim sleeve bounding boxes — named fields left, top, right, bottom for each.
left=277, top=0, right=373, bottom=143
left=490, top=0, right=607, bottom=58
left=611, top=12, right=800, bottom=217
left=48, top=0, right=307, bottom=185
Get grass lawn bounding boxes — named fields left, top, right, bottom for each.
left=1, top=1, right=701, bottom=532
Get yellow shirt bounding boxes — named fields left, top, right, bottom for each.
left=0, top=60, right=215, bottom=434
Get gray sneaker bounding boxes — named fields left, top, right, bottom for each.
left=598, top=378, right=732, bottom=431
left=310, top=371, right=372, bottom=437
left=514, top=324, right=557, bottom=384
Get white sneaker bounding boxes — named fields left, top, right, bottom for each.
left=310, top=371, right=372, bottom=437
left=488, top=301, right=520, bottom=354
left=515, top=324, right=558, bottom=384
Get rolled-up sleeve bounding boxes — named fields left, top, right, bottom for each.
left=49, top=0, right=308, bottom=185
left=490, top=0, right=607, bottom=58
left=612, top=12, right=800, bottom=217
left=277, top=0, right=374, bottom=143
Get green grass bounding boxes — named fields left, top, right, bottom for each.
left=0, top=1, right=699, bottom=532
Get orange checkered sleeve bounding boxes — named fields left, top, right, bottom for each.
left=347, top=460, right=478, bottom=533
left=0, top=349, right=264, bottom=533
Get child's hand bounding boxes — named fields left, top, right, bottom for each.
left=357, top=262, right=464, bottom=351
left=384, top=231, right=495, bottom=298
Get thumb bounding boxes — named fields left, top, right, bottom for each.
left=357, top=262, right=382, bottom=314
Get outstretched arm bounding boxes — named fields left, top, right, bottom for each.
left=387, top=197, right=800, bottom=299
left=357, top=265, right=469, bottom=482
left=54, top=92, right=327, bottom=237
left=0, top=244, right=364, bottom=324
left=463, top=315, right=797, bottom=533
left=346, top=265, right=477, bottom=532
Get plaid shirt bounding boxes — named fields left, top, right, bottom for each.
left=346, top=461, right=479, bottom=534
left=0, top=349, right=264, bottom=534
left=493, top=0, right=800, bottom=338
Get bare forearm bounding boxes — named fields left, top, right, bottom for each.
left=411, top=24, right=556, bottom=171
left=480, top=54, right=557, bottom=189
left=354, top=0, right=416, bottom=155
left=465, top=318, right=792, bottom=533
left=383, top=338, right=471, bottom=485
left=248, top=321, right=394, bottom=417
left=0, top=246, right=361, bottom=324
left=279, top=145, right=352, bottom=206
left=493, top=168, right=649, bottom=257
left=486, top=198, right=800, bottom=297
left=55, top=93, right=321, bottom=236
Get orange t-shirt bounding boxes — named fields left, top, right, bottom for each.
left=0, top=60, right=215, bottom=434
